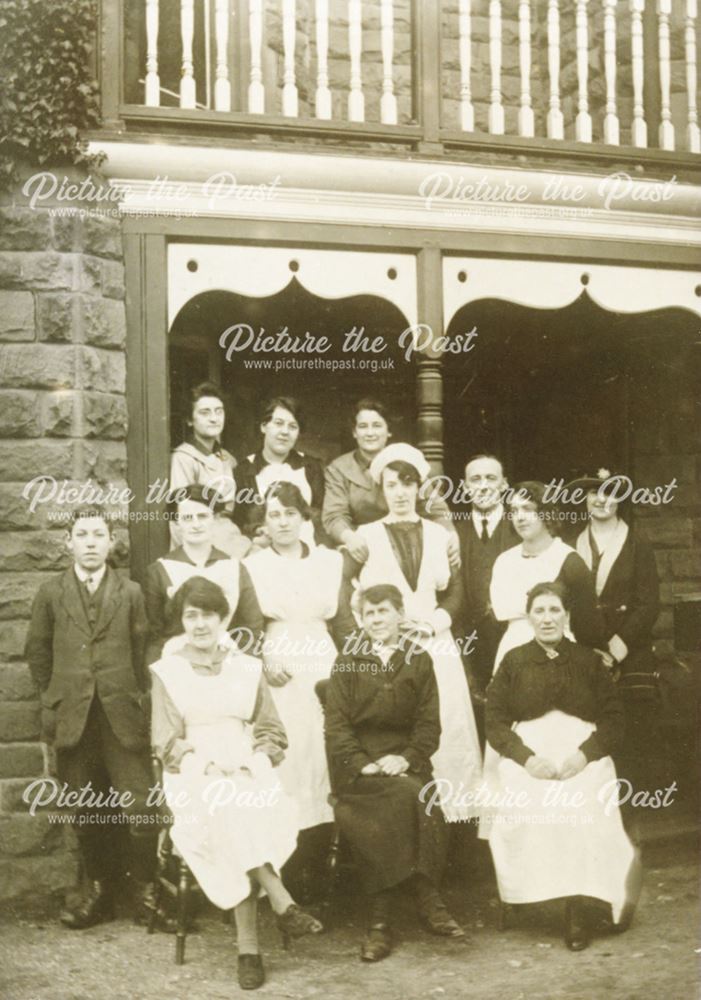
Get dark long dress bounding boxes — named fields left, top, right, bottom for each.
left=324, top=637, right=446, bottom=894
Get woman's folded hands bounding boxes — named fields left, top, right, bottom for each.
left=263, top=662, right=293, bottom=687
left=524, top=750, right=588, bottom=781
left=360, top=754, right=410, bottom=777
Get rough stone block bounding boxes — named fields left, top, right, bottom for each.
left=643, top=517, right=693, bottom=549
left=666, top=550, right=701, bottom=581
left=0, top=620, right=30, bottom=660
left=81, top=296, right=126, bottom=348
left=35, top=292, right=75, bottom=342
left=0, top=254, right=23, bottom=288
left=0, top=533, right=70, bottom=572
left=0, top=702, right=40, bottom=741
left=0, top=209, right=52, bottom=252
left=0, top=662, right=39, bottom=699
left=0, top=390, right=41, bottom=437
left=0, top=343, right=75, bottom=390
left=0, top=850, right=78, bottom=900
left=0, top=484, right=45, bottom=530
left=40, top=391, right=77, bottom=437
left=79, top=441, right=128, bottom=482
left=0, top=812, right=67, bottom=857
left=77, top=346, right=125, bottom=393
left=0, top=440, right=75, bottom=483
left=80, top=392, right=128, bottom=439
left=0, top=743, right=44, bottom=779
left=82, top=215, right=124, bottom=260
left=17, top=253, right=75, bottom=291
left=100, top=259, right=126, bottom=300
left=0, top=291, right=35, bottom=341
left=76, top=255, right=102, bottom=295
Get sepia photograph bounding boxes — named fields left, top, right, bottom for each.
left=0, top=0, right=699, bottom=997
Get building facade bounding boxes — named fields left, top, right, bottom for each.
left=0, top=0, right=699, bottom=899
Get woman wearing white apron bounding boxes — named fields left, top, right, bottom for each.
left=479, top=482, right=604, bottom=838
left=144, top=485, right=263, bottom=665
left=244, top=482, right=355, bottom=833
left=347, top=444, right=482, bottom=823
left=485, top=581, right=640, bottom=950
left=150, top=576, right=323, bottom=990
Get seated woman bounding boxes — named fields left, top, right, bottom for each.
left=345, top=443, right=482, bottom=821
left=169, top=382, right=249, bottom=558
left=243, top=482, right=355, bottom=896
left=322, top=398, right=459, bottom=565
left=234, top=396, right=325, bottom=547
left=485, top=581, right=640, bottom=951
left=150, top=576, right=322, bottom=991
left=325, top=584, right=464, bottom=963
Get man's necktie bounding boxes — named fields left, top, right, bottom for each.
left=480, top=517, right=490, bottom=542
left=84, top=575, right=96, bottom=596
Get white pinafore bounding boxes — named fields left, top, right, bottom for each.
left=244, top=545, right=342, bottom=829
left=151, top=650, right=298, bottom=910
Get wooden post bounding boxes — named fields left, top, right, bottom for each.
left=643, top=0, right=661, bottom=141
left=413, top=0, right=443, bottom=152
left=99, top=0, right=123, bottom=127
left=416, top=248, right=444, bottom=474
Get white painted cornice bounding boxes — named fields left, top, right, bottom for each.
left=88, top=139, right=701, bottom=247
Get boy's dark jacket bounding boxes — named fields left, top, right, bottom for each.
left=24, top=566, right=150, bottom=750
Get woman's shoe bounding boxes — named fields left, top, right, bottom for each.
left=564, top=899, right=590, bottom=951
left=237, top=953, right=265, bottom=990
left=275, top=903, right=323, bottom=948
left=360, top=923, right=392, bottom=962
left=60, top=881, right=115, bottom=930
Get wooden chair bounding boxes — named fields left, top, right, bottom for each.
left=314, top=679, right=347, bottom=919
left=147, top=756, right=231, bottom=965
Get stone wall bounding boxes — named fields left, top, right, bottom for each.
left=0, top=171, right=129, bottom=901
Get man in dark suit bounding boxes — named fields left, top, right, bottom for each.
left=24, top=506, right=159, bottom=929
left=457, top=454, right=518, bottom=742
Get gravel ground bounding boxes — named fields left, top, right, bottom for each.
left=1, top=837, right=698, bottom=1000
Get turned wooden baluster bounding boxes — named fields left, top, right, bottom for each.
left=348, top=0, right=365, bottom=122
left=180, top=0, right=196, bottom=108
left=144, top=0, right=160, bottom=106
left=213, top=0, right=231, bottom=111
left=517, top=0, right=534, bottom=137
left=684, top=0, right=700, bottom=151
left=546, top=0, right=563, bottom=139
left=315, top=0, right=332, bottom=119
left=248, top=0, right=265, bottom=113
left=458, top=0, right=474, bottom=131
left=657, top=0, right=675, bottom=149
left=380, top=0, right=397, bottom=124
left=282, top=0, right=298, bottom=116
left=488, top=0, right=504, bottom=134
left=629, top=0, right=647, bottom=146
left=575, top=0, right=592, bottom=142
left=602, top=0, right=620, bottom=144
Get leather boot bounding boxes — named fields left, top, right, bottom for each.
left=414, top=876, right=465, bottom=939
left=564, top=897, right=590, bottom=951
left=132, top=879, right=177, bottom=933
left=60, top=880, right=115, bottom=930
left=360, top=891, right=393, bottom=962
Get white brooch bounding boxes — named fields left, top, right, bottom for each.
left=597, top=467, right=611, bottom=480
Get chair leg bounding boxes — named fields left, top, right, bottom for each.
left=320, top=825, right=342, bottom=921
left=497, top=901, right=514, bottom=932
left=222, top=908, right=232, bottom=925
left=146, top=879, right=163, bottom=935
left=175, top=861, right=190, bottom=965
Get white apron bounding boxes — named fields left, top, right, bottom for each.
left=244, top=545, right=342, bottom=829
left=356, top=518, right=482, bottom=822
left=151, top=652, right=298, bottom=910
left=479, top=538, right=578, bottom=839
left=487, top=711, right=639, bottom=923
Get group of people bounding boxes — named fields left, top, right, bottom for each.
left=24, top=383, right=660, bottom=989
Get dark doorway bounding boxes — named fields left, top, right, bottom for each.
left=169, top=279, right=417, bottom=465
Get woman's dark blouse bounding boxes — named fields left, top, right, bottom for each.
left=325, top=638, right=441, bottom=791
left=485, top=638, right=624, bottom=767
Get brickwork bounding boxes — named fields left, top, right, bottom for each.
left=0, top=174, right=129, bottom=900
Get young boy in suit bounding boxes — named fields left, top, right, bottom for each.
left=24, top=506, right=160, bottom=929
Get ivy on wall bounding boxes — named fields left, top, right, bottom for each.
left=0, top=0, right=101, bottom=188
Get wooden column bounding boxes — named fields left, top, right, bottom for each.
left=413, top=0, right=443, bottom=152
left=123, top=233, right=170, bottom=582
left=416, top=248, right=444, bottom=474
left=100, top=0, right=123, bottom=127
